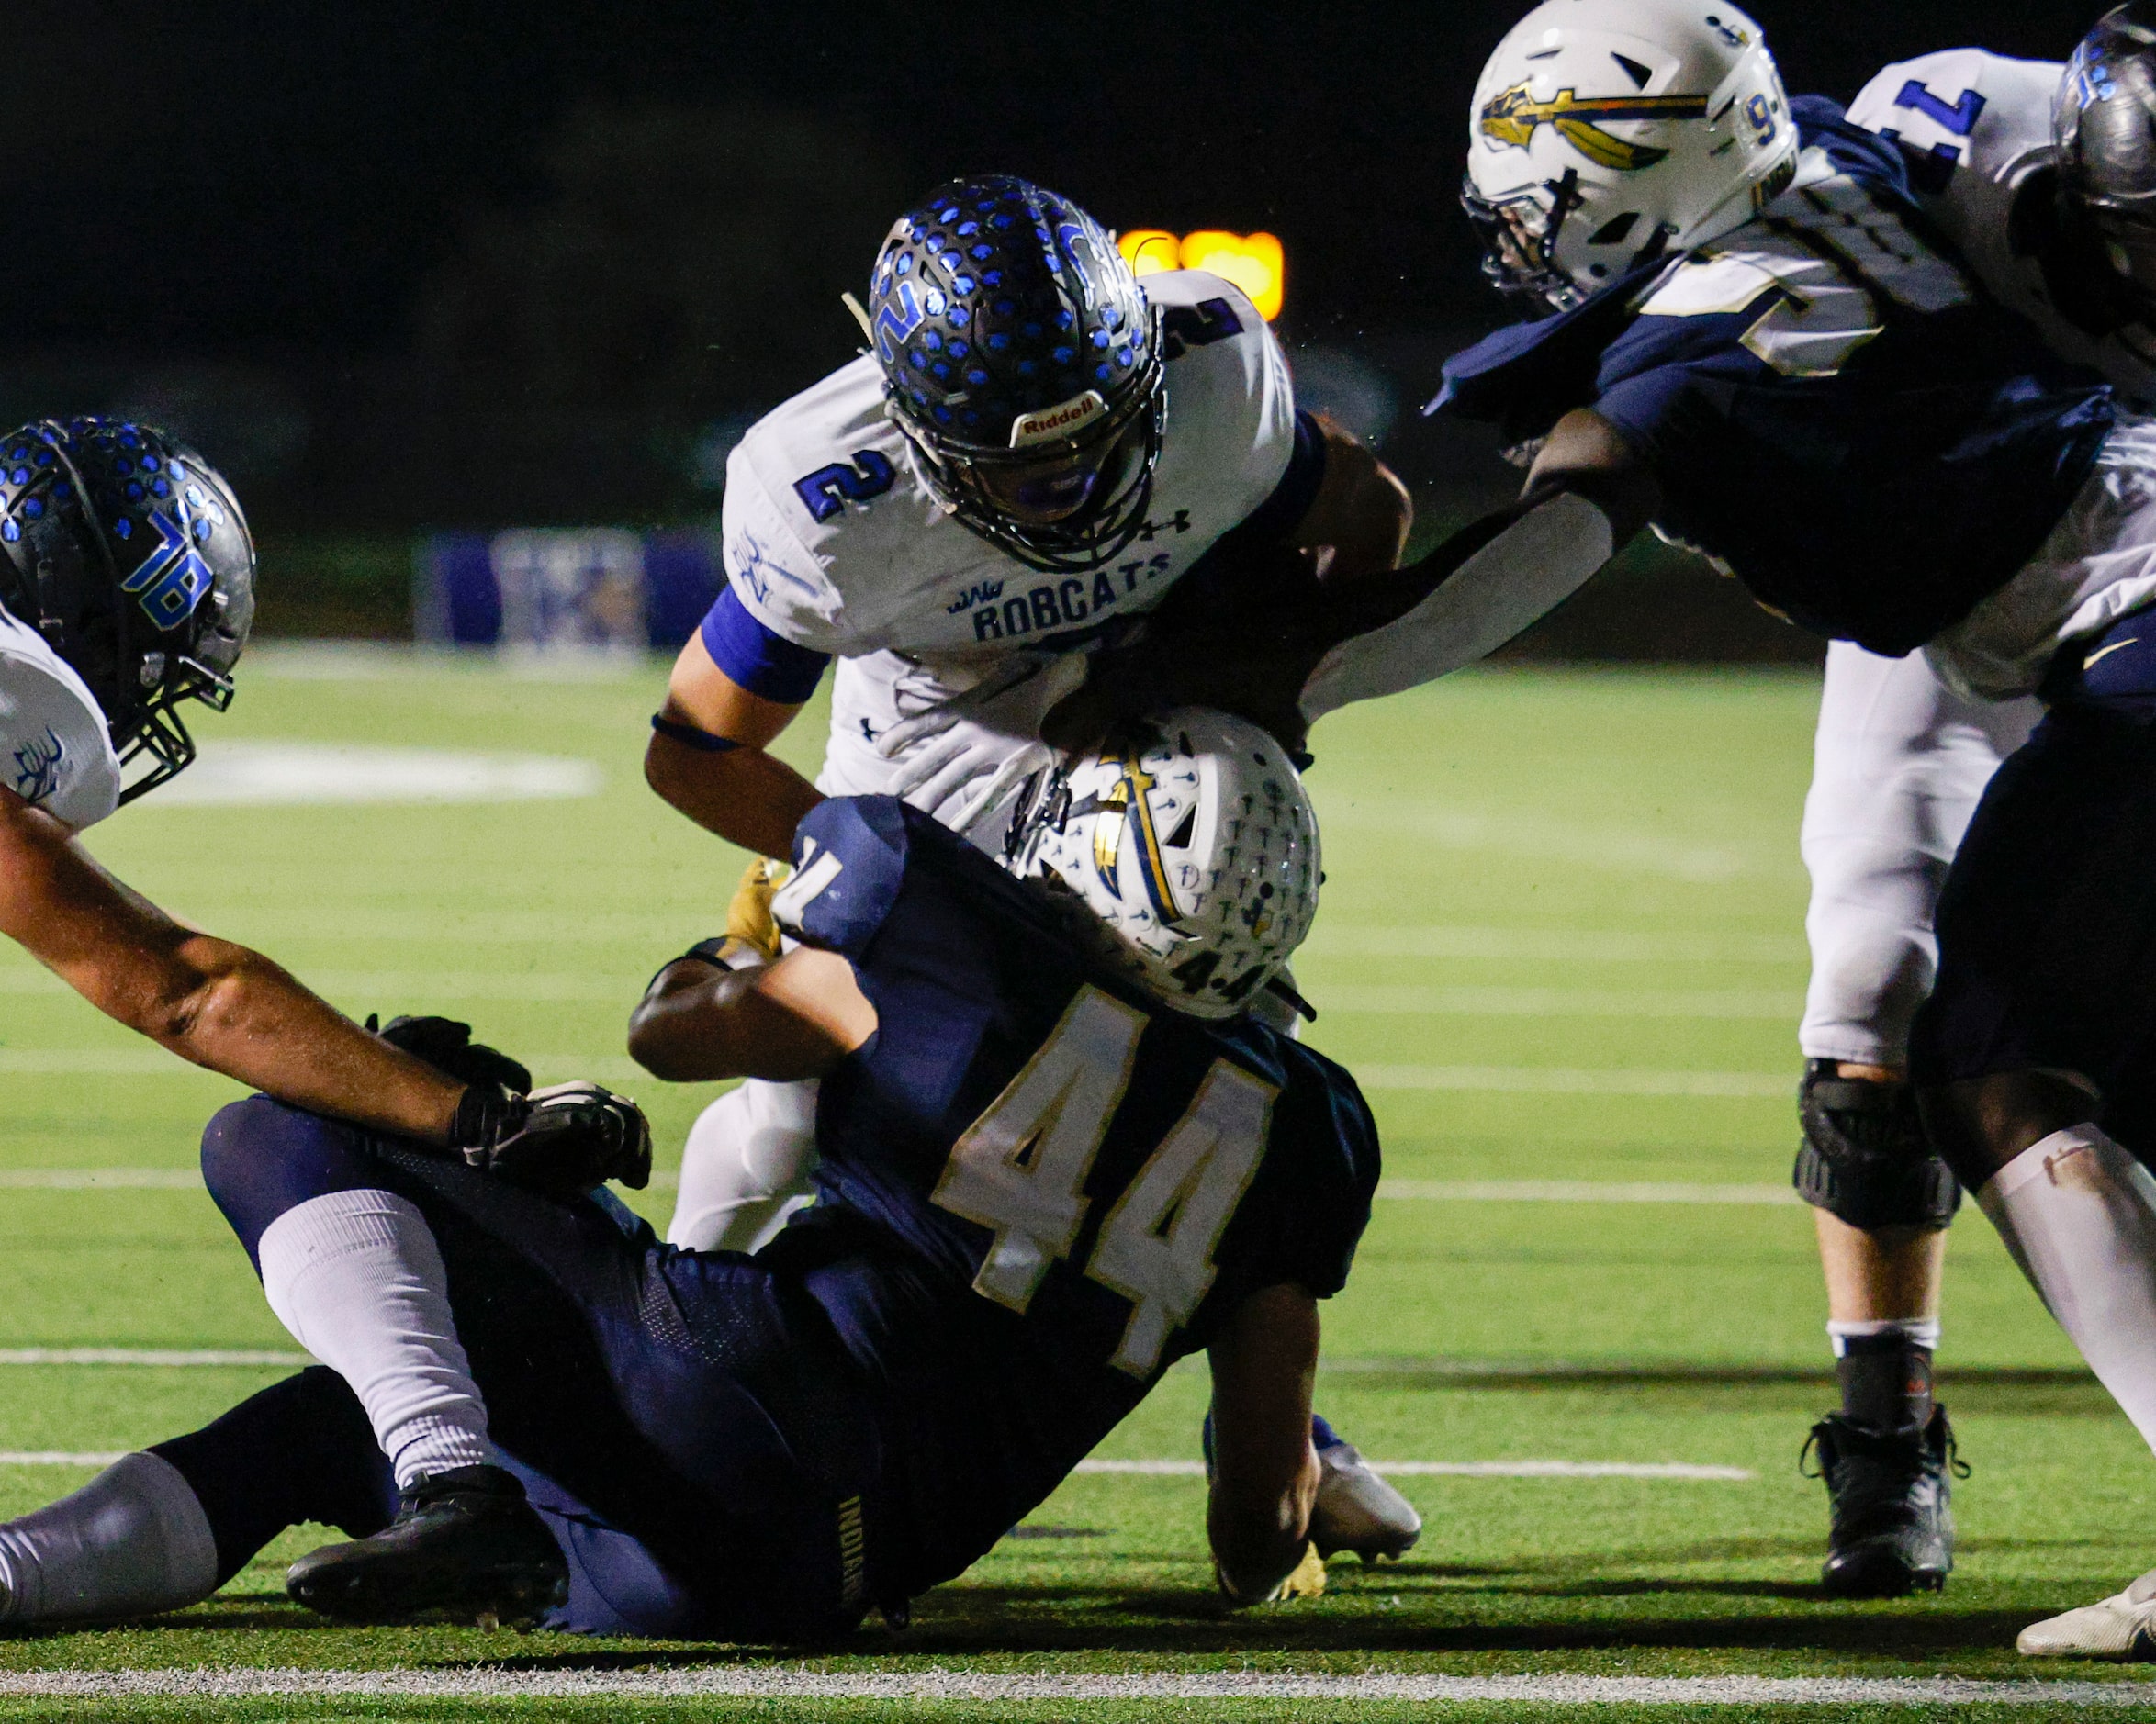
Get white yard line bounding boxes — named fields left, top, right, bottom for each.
left=0, top=1170, right=199, bottom=1189
left=0, top=1349, right=309, bottom=1367
left=1, top=1170, right=1799, bottom=1204
left=1302, top=925, right=1801, bottom=963
left=1319, top=986, right=1801, bottom=1019
left=1378, top=1180, right=1800, bottom=1205
left=1357, top=1065, right=1789, bottom=1098
left=0, top=1670, right=2145, bottom=1705
left=0, top=1054, right=1790, bottom=1095
left=1074, top=1459, right=1753, bottom=1480
left=0, top=1451, right=1751, bottom=1480
left=0, top=1051, right=653, bottom=1082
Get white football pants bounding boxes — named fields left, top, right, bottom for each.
left=1799, top=642, right=2038, bottom=1070
left=668, top=652, right=1019, bottom=1253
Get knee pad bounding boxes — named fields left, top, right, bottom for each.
left=1795, top=1061, right=1962, bottom=1230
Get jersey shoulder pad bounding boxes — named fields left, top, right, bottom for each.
left=1145, top=269, right=1297, bottom=513
left=775, top=793, right=912, bottom=957
left=0, top=608, right=121, bottom=830
left=723, top=357, right=916, bottom=656
left=1847, top=50, right=2061, bottom=197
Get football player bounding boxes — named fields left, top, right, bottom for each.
left=1787, top=18, right=2156, bottom=1605
left=0, top=712, right=1389, bottom=1633
left=1400, top=0, right=2156, bottom=1653
left=0, top=417, right=646, bottom=1189
left=1087, top=0, right=2156, bottom=1651
left=644, top=174, right=1409, bottom=1282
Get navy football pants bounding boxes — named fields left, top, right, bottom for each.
left=1915, top=609, right=2156, bottom=1142
left=178, top=1096, right=884, bottom=1639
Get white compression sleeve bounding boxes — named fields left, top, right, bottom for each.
left=1297, top=490, right=1616, bottom=723
left=258, top=1190, right=495, bottom=1490
left=666, top=1078, right=821, bottom=1253
left=0, top=1452, right=217, bottom=1625
left=1978, top=1126, right=2156, bottom=1450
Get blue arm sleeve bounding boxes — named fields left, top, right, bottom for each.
left=699, top=587, right=832, bottom=704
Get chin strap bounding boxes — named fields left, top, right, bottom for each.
left=1297, top=489, right=1615, bottom=724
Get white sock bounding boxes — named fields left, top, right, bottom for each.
left=1978, top=1125, right=2156, bottom=1450
left=666, top=1079, right=820, bottom=1253
left=1826, top=1317, right=1941, bottom=1356
left=258, top=1189, right=496, bottom=1490
left=0, top=1452, right=217, bottom=1625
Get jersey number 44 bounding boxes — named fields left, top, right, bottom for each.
left=929, top=987, right=1275, bottom=1378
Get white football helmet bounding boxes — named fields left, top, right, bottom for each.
left=1465, top=0, right=1800, bottom=311
left=1007, top=708, right=1320, bottom=1020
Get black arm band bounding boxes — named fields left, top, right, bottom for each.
left=650, top=715, right=741, bottom=754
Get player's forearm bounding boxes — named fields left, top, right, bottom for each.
left=628, top=953, right=864, bottom=1085
left=107, top=935, right=464, bottom=1142
left=1208, top=1450, right=1319, bottom=1604
left=644, top=733, right=823, bottom=859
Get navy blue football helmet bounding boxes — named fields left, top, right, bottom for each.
left=867, top=175, right=1164, bottom=574
left=2057, top=5, right=2156, bottom=325
left=0, top=419, right=255, bottom=803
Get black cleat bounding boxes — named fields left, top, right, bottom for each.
left=286, top=1464, right=567, bottom=1627
left=1803, top=1405, right=1963, bottom=1598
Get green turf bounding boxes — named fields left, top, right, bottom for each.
left=0, top=653, right=2142, bottom=1715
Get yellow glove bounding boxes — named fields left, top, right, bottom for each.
left=1269, top=1543, right=1328, bottom=1602
left=722, top=856, right=791, bottom=964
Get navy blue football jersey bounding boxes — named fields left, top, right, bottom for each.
left=767, top=794, right=1378, bottom=1599
left=1432, top=97, right=2117, bottom=657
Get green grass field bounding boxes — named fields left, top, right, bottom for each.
left=1, top=651, right=2149, bottom=1720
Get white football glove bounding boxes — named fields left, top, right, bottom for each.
left=877, top=650, right=1089, bottom=834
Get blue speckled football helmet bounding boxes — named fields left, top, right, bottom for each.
left=0, top=419, right=255, bottom=803
left=868, top=175, right=1164, bottom=574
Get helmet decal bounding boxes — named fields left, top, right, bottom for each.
left=1464, top=1, right=1797, bottom=312
left=1479, top=84, right=1712, bottom=172
left=1009, top=709, right=1319, bottom=1021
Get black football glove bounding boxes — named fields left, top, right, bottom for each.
left=447, top=1080, right=653, bottom=1200
left=365, top=1014, right=533, bottom=1094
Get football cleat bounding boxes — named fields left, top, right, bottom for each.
left=286, top=1464, right=567, bottom=1627
left=2018, top=1569, right=2156, bottom=1659
left=1802, top=1406, right=1961, bottom=1597
left=1309, top=1415, right=1423, bottom=1562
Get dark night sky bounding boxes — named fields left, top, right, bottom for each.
left=33, top=0, right=2111, bottom=362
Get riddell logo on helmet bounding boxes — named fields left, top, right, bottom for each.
left=1010, top=392, right=1106, bottom=449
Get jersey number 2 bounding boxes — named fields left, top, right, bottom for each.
left=930, top=984, right=1277, bottom=1376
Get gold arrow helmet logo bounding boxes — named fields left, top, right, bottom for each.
left=1479, top=82, right=1712, bottom=172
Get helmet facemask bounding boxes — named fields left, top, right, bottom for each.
left=868, top=175, right=1167, bottom=575
left=892, top=331, right=1166, bottom=574
left=0, top=420, right=254, bottom=805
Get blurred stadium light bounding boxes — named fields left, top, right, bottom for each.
left=1117, top=229, right=1284, bottom=320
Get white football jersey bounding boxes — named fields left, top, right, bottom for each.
left=718, top=269, right=1298, bottom=667
left=0, top=605, right=120, bottom=831
left=1847, top=50, right=2156, bottom=404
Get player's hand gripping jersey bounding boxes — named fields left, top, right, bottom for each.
left=1848, top=50, right=2156, bottom=404
left=706, top=270, right=1312, bottom=801
left=1434, top=98, right=2117, bottom=661
left=766, top=794, right=1378, bottom=1604
left=0, top=604, right=122, bottom=830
